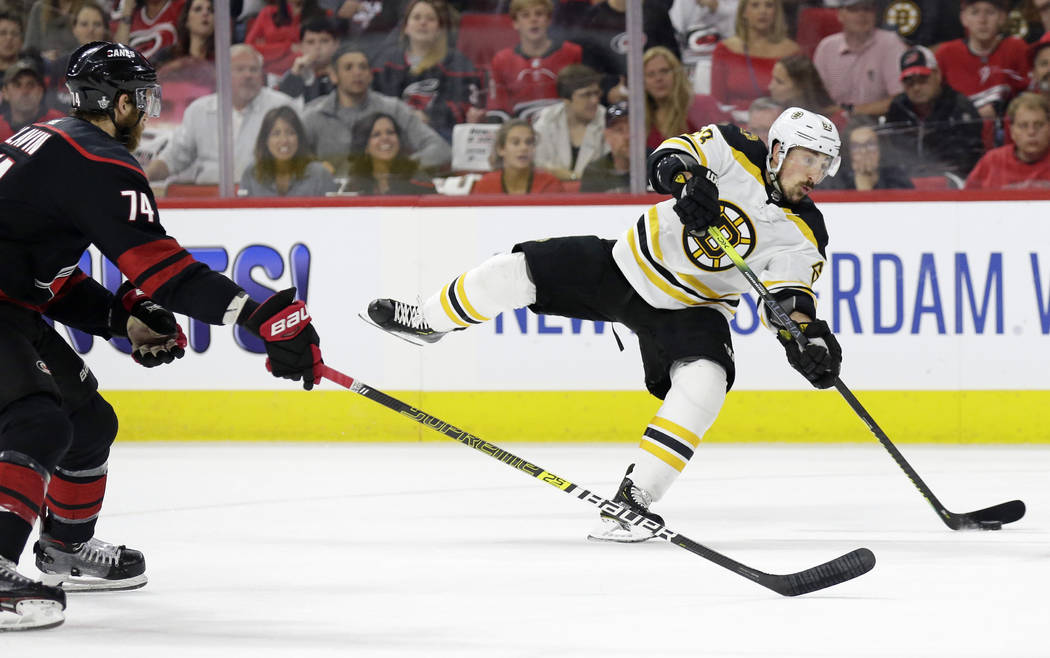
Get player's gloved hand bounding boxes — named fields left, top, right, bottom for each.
left=673, top=165, right=721, bottom=237
left=109, top=281, right=187, bottom=367
left=777, top=319, right=842, bottom=389
left=241, top=288, right=322, bottom=390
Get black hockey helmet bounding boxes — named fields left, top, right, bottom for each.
left=65, top=41, right=161, bottom=118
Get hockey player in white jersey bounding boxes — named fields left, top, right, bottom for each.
left=367, top=107, right=843, bottom=542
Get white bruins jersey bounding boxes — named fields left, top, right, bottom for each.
left=611, top=123, right=828, bottom=321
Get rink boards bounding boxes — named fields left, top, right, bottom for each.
left=66, top=197, right=1050, bottom=443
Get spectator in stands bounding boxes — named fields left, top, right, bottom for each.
left=371, top=0, right=482, bottom=142
left=643, top=46, right=702, bottom=150
left=883, top=45, right=985, bottom=179
left=486, top=0, right=582, bottom=121
left=152, top=0, right=214, bottom=68
left=44, top=2, right=110, bottom=110
left=145, top=45, right=302, bottom=184
left=0, top=12, right=25, bottom=88
left=0, top=58, right=63, bottom=140
left=822, top=117, right=913, bottom=190
left=472, top=118, right=565, bottom=193
left=1031, top=0, right=1050, bottom=43
left=344, top=112, right=437, bottom=194
left=113, top=0, right=187, bottom=61
left=532, top=63, right=607, bottom=182
left=768, top=53, right=846, bottom=127
left=711, top=0, right=800, bottom=119
left=150, top=0, right=215, bottom=130
left=745, top=96, right=782, bottom=144
left=245, top=0, right=326, bottom=78
left=880, top=0, right=965, bottom=47
left=573, top=0, right=681, bottom=104
left=668, top=0, right=739, bottom=94
left=276, top=16, right=338, bottom=103
left=936, top=0, right=1029, bottom=119
left=580, top=100, right=631, bottom=193
left=812, top=0, right=906, bottom=119
left=240, top=105, right=339, bottom=196
left=330, top=0, right=401, bottom=59
left=1028, top=30, right=1050, bottom=95
left=24, top=0, right=82, bottom=62
left=302, top=43, right=451, bottom=176
left=966, top=91, right=1050, bottom=186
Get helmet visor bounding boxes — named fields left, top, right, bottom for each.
left=135, top=84, right=162, bottom=118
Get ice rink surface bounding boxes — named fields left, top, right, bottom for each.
left=3, top=442, right=1046, bottom=657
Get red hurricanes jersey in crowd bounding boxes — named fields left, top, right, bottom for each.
left=122, top=0, right=186, bottom=60
left=965, top=145, right=1050, bottom=189
left=487, top=40, right=582, bottom=118
left=935, top=37, right=1029, bottom=111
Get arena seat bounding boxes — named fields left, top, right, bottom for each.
left=165, top=183, right=222, bottom=198
left=796, top=7, right=841, bottom=58
left=456, top=12, right=518, bottom=71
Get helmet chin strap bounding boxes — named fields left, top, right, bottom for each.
left=766, top=141, right=787, bottom=197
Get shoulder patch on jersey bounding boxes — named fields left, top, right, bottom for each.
left=717, top=123, right=768, bottom=174
left=786, top=198, right=829, bottom=257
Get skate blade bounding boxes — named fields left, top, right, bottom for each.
left=586, top=519, right=656, bottom=544
left=40, top=572, right=147, bottom=593
left=357, top=312, right=428, bottom=347
left=0, top=600, right=65, bottom=632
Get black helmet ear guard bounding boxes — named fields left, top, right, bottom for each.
left=66, top=41, right=161, bottom=119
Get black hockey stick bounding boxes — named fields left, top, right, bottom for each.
left=318, top=364, right=875, bottom=596
left=701, top=226, right=1025, bottom=531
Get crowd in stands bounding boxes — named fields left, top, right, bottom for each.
left=2, top=0, right=1050, bottom=196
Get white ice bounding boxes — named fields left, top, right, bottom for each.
left=3, top=442, right=1047, bottom=657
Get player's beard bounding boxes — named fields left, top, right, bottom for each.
left=117, top=112, right=146, bottom=152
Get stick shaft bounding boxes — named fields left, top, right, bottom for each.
left=703, top=227, right=957, bottom=522
left=319, top=364, right=874, bottom=594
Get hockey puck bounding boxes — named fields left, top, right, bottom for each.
left=978, top=520, right=1002, bottom=531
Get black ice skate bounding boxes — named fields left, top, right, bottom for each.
left=0, top=557, right=66, bottom=631
left=34, top=535, right=147, bottom=592
left=364, top=298, right=452, bottom=346
left=587, top=465, right=666, bottom=543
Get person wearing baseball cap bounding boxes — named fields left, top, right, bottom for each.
left=0, top=57, right=63, bottom=140
left=882, top=45, right=985, bottom=179
left=579, top=101, right=632, bottom=193
left=935, top=0, right=1029, bottom=118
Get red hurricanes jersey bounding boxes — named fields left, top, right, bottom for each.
left=935, top=38, right=1029, bottom=111
left=122, top=0, right=185, bottom=60
left=487, top=40, right=582, bottom=117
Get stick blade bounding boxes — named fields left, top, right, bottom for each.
left=764, top=548, right=876, bottom=597
left=954, top=500, right=1026, bottom=530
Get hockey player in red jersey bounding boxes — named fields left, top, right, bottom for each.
left=0, top=41, right=324, bottom=631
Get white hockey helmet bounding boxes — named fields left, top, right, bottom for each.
left=766, top=107, right=841, bottom=178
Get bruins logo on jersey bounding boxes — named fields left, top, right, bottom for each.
left=683, top=201, right=756, bottom=271
left=883, top=1, right=920, bottom=38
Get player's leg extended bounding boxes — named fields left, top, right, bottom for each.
left=589, top=359, right=728, bottom=542
left=368, top=251, right=537, bottom=342
left=35, top=392, right=147, bottom=592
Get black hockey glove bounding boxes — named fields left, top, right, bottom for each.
left=109, top=281, right=187, bottom=368
left=673, top=165, right=722, bottom=237
left=777, top=320, right=842, bottom=389
left=241, top=288, right=323, bottom=390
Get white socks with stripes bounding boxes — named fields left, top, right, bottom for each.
left=422, top=252, right=536, bottom=332
left=631, top=358, right=727, bottom=503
